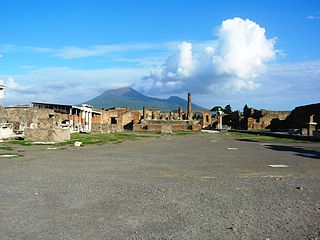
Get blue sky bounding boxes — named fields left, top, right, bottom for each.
left=0, top=0, right=319, bottom=110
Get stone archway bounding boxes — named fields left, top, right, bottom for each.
left=192, top=112, right=204, bottom=125
left=122, top=111, right=133, bottom=130
left=189, top=110, right=211, bottom=127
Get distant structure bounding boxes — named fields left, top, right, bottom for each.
left=0, top=84, right=5, bottom=106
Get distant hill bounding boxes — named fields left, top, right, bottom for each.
left=84, top=87, right=207, bottom=111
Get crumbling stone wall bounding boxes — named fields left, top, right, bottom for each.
left=144, top=109, right=161, bottom=120
left=0, top=123, right=14, bottom=139
left=122, top=111, right=133, bottom=127
left=100, top=109, right=123, bottom=124
left=270, top=103, right=320, bottom=131
left=4, top=107, right=59, bottom=130
left=189, top=110, right=212, bottom=127
left=1, top=107, right=70, bottom=141
left=159, top=112, right=180, bottom=120
left=133, top=120, right=194, bottom=132
left=91, top=123, right=123, bottom=134
left=24, top=128, right=70, bottom=142
left=241, top=108, right=291, bottom=130
left=0, top=107, right=8, bottom=123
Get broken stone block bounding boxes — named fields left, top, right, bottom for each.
left=161, top=124, right=172, bottom=134
left=301, top=128, right=308, bottom=136
left=74, top=141, right=82, bottom=147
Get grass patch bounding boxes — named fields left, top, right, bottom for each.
left=56, top=132, right=151, bottom=146
left=132, top=130, right=161, bottom=135
left=8, top=140, right=33, bottom=146
left=0, top=146, right=15, bottom=151
left=173, top=131, right=197, bottom=135
left=228, top=132, right=316, bottom=143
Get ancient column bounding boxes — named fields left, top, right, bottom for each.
left=187, top=93, right=191, bottom=120
left=217, top=115, right=223, bottom=130
left=88, top=111, right=92, bottom=131
left=178, top=107, right=183, bottom=120
left=133, top=112, right=139, bottom=124
left=143, top=106, right=146, bottom=120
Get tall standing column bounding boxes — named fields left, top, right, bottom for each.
left=178, top=107, right=182, bottom=120
left=88, top=111, right=92, bottom=131
left=143, top=106, right=146, bottom=120
left=187, top=93, right=192, bottom=120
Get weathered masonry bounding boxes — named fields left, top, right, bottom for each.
left=32, top=102, right=101, bottom=132
left=0, top=106, right=70, bottom=142
left=133, top=93, right=212, bottom=132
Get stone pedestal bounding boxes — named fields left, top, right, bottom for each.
left=301, top=128, right=308, bottom=136
left=217, top=115, right=223, bottom=130
left=161, top=124, right=172, bottom=134
left=308, top=114, right=317, bottom=136
left=308, top=123, right=317, bottom=136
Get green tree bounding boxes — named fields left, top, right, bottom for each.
left=210, top=106, right=222, bottom=112
left=224, top=104, right=232, bottom=115
left=243, top=104, right=250, bottom=117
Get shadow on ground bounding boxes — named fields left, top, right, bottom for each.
left=265, top=145, right=320, bottom=159
left=237, top=139, right=260, bottom=143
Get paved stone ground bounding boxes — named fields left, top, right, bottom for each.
left=0, top=132, right=320, bottom=240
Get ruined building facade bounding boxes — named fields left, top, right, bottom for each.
left=1, top=92, right=213, bottom=141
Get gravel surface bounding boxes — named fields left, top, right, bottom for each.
left=0, top=132, right=320, bottom=239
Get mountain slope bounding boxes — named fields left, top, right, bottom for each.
left=84, top=87, right=207, bottom=111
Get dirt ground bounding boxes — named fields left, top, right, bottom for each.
left=0, top=132, right=320, bottom=240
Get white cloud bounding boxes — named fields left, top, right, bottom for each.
left=0, top=67, right=148, bottom=106
left=0, top=42, right=169, bottom=59
left=52, top=43, right=156, bottom=59
left=1, top=17, right=319, bottom=110
left=306, top=15, right=320, bottom=20
left=213, top=17, right=275, bottom=79
left=193, top=60, right=320, bottom=110
left=145, top=17, right=276, bottom=94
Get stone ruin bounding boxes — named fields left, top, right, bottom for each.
left=211, top=103, right=319, bottom=138
left=132, top=93, right=212, bottom=132
left=1, top=92, right=211, bottom=142
left=0, top=106, right=70, bottom=142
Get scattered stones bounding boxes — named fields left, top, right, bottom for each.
left=74, top=141, right=82, bottom=147
left=296, top=186, right=304, bottom=190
